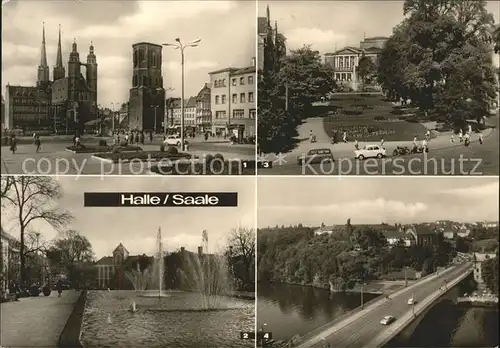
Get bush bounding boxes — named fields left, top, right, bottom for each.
left=165, top=146, right=179, bottom=155
left=374, top=116, right=386, bottom=121
left=119, top=140, right=128, bottom=147
left=111, top=146, right=121, bottom=154
left=391, top=109, right=405, bottom=115
left=98, top=139, right=107, bottom=146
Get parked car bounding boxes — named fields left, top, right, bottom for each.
left=354, top=145, right=386, bottom=160
left=380, top=315, right=396, bottom=325
left=163, top=135, right=188, bottom=147
left=407, top=298, right=417, bottom=305
left=297, top=148, right=335, bottom=165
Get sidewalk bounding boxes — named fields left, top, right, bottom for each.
left=1, top=291, right=81, bottom=347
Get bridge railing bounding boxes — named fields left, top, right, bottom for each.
left=294, top=265, right=462, bottom=347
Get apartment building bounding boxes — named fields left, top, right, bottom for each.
left=209, top=59, right=256, bottom=139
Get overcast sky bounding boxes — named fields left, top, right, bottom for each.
left=1, top=0, right=256, bottom=107
left=260, top=0, right=499, bottom=65
left=258, top=177, right=499, bottom=227
left=1, top=176, right=256, bottom=260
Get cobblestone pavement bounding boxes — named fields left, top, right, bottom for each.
left=1, top=291, right=81, bottom=348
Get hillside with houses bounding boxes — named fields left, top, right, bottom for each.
left=257, top=220, right=498, bottom=291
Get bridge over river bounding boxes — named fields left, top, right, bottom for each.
left=294, top=262, right=473, bottom=348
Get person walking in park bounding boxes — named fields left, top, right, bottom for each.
left=56, top=279, right=63, bottom=297
left=34, top=135, right=41, bottom=153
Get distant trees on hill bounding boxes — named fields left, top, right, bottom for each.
left=257, top=224, right=456, bottom=290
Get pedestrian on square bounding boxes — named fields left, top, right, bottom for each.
left=479, top=132, right=483, bottom=145
left=354, top=139, right=359, bottom=150
left=343, top=131, right=347, bottom=143
left=413, top=136, right=418, bottom=148
left=458, top=129, right=463, bottom=142
left=380, top=138, right=385, bottom=147
left=56, top=279, right=63, bottom=297
left=425, top=130, right=430, bottom=139
left=464, top=133, right=470, bottom=146
left=35, top=135, right=41, bottom=153
left=140, top=131, right=145, bottom=145
left=450, top=134, right=454, bottom=143
left=10, top=135, right=17, bottom=154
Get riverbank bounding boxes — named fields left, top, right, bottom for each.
left=0, top=290, right=82, bottom=347
left=263, top=279, right=409, bottom=295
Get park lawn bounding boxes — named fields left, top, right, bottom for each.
left=66, top=145, right=142, bottom=153
left=93, top=151, right=192, bottom=163
left=473, top=238, right=498, bottom=253
left=320, top=94, right=427, bottom=141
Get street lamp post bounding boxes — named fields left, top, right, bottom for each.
left=163, top=38, right=201, bottom=150
left=412, top=291, right=416, bottom=316
left=404, top=266, right=408, bottom=287
left=151, top=105, right=159, bottom=133
left=361, top=283, right=364, bottom=309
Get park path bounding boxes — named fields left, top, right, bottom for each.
left=1, top=291, right=81, bottom=348
left=264, top=115, right=495, bottom=161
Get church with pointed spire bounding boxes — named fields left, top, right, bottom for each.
left=4, top=23, right=98, bottom=133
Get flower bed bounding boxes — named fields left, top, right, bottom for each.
left=66, top=145, right=142, bottom=153
left=92, top=151, right=191, bottom=163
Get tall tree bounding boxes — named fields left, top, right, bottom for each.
left=357, top=54, right=377, bottom=83
left=48, top=230, right=94, bottom=287
left=378, top=0, right=497, bottom=124
left=228, top=228, right=255, bottom=289
left=1, top=176, right=73, bottom=285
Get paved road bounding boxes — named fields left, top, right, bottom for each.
left=259, top=129, right=499, bottom=175
left=1, top=140, right=254, bottom=175
left=1, top=291, right=81, bottom=347
left=299, top=263, right=471, bottom=348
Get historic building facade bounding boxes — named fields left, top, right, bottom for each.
left=209, top=59, right=256, bottom=139
left=128, top=42, right=166, bottom=132
left=4, top=24, right=98, bottom=133
left=324, top=36, right=388, bottom=91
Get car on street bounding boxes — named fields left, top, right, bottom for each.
left=407, top=298, right=417, bottom=305
left=297, top=148, right=334, bottom=165
left=163, top=135, right=188, bottom=147
left=380, top=315, right=396, bottom=325
left=354, top=145, right=386, bottom=160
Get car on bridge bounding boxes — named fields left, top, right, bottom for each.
left=354, top=145, right=387, bottom=160
left=380, top=315, right=396, bottom=325
left=407, top=298, right=418, bottom=305
left=297, top=148, right=334, bottom=165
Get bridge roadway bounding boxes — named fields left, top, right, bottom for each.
left=296, top=263, right=472, bottom=348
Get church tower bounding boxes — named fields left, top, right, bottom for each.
left=53, top=25, right=65, bottom=81
left=37, top=22, right=50, bottom=88
left=86, top=42, right=98, bottom=119
left=67, top=39, right=81, bottom=103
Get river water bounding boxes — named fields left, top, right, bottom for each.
left=386, top=281, right=499, bottom=347
left=257, top=281, right=498, bottom=347
left=257, top=282, right=379, bottom=342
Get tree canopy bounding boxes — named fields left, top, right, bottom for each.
left=377, top=0, right=498, bottom=126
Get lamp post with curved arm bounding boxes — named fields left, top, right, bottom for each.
left=162, top=38, right=201, bottom=150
